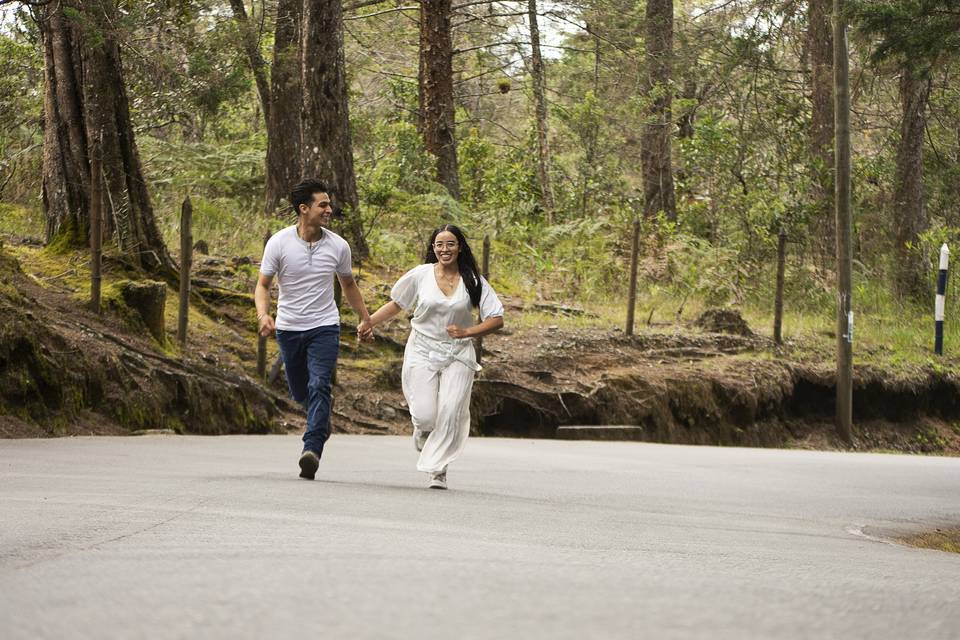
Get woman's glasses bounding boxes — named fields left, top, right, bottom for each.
left=433, top=241, right=459, bottom=250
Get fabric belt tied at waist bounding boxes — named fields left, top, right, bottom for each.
left=412, top=330, right=481, bottom=372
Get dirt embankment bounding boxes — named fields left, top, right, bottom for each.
left=0, top=241, right=297, bottom=437
left=2, top=238, right=959, bottom=454
left=469, top=329, right=960, bottom=453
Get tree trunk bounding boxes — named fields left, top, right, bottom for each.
left=265, top=0, right=302, bottom=213
left=893, top=68, right=932, bottom=299
left=301, top=0, right=368, bottom=257
left=807, top=0, right=835, bottom=266
left=418, top=0, right=460, bottom=200
left=528, top=0, right=554, bottom=217
left=40, top=0, right=173, bottom=274
left=675, top=26, right=699, bottom=140
left=40, top=0, right=88, bottom=242
left=580, top=30, right=600, bottom=214
left=641, top=0, right=676, bottom=221
left=228, top=0, right=271, bottom=127
left=677, top=76, right=697, bottom=139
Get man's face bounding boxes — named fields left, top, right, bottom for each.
left=299, top=192, right=333, bottom=228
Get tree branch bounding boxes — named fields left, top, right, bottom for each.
left=344, top=0, right=391, bottom=11
left=345, top=5, right=418, bottom=20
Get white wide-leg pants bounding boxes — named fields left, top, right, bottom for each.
left=401, top=335, right=477, bottom=475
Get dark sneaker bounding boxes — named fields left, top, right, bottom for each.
left=298, top=450, right=320, bottom=480
left=428, top=469, right=447, bottom=490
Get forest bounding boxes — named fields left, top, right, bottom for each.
left=1, top=0, right=960, bottom=448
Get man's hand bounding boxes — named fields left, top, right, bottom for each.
left=258, top=314, right=276, bottom=337
left=446, top=324, right=468, bottom=339
left=358, top=318, right=374, bottom=342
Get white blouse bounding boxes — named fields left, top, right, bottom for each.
left=390, top=263, right=504, bottom=343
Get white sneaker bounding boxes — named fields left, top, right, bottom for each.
left=428, top=470, right=447, bottom=490
left=413, top=428, right=429, bottom=452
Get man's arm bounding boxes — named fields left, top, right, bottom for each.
left=337, top=273, right=372, bottom=339
left=255, top=273, right=276, bottom=337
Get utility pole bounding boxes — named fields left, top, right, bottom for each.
left=833, top=0, right=853, bottom=444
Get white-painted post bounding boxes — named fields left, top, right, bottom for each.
left=935, top=243, right=949, bottom=355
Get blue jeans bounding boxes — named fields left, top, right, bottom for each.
left=275, top=325, right=340, bottom=457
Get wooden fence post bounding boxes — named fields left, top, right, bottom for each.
left=89, top=131, right=103, bottom=314
left=625, top=218, right=640, bottom=336
left=476, top=234, right=491, bottom=365
left=773, top=229, right=787, bottom=345
left=177, top=196, right=192, bottom=347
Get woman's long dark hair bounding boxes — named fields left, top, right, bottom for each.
left=424, top=224, right=482, bottom=307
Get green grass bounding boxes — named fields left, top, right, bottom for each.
left=0, top=202, right=44, bottom=239
left=900, top=529, right=960, bottom=554
left=154, top=196, right=289, bottom=261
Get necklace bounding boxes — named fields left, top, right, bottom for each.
left=435, top=264, right=459, bottom=290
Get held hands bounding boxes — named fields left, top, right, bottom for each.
left=446, top=324, right=469, bottom=339
left=258, top=315, right=276, bottom=337
left=357, top=318, right=374, bottom=342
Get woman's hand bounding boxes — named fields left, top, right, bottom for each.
left=446, top=324, right=469, bottom=339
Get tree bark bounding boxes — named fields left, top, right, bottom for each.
left=418, top=0, right=460, bottom=200
left=228, top=0, right=271, bottom=127
left=641, top=0, right=676, bottom=221
left=580, top=30, right=600, bottom=214
left=893, top=68, right=932, bottom=299
left=807, top=0, right=835, bottom=265
left=301, top=0, right=368, bottom=257
left=675, top=26, right=699, bottom=140
left=265, top=0, right=302, bottom=213
left=528, top=0, right=554, bottom=217
left=40, top=0, right=173, bottom=274
left=40, top=0, right=88, bottom=242
left=677, top=75, right=697, bottom=139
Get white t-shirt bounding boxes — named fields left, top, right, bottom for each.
left=390, top=263, right=504, bottom=342
left=260, top=225, right=353, bottom=331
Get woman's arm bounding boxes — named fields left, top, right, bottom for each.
left=447, top=315, right=503, bottom=339
left=368, top=301, right=404, bottom=328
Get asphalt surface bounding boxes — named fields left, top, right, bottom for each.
left=2, top=434, right=959, bottom=639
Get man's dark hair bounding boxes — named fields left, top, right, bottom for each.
left=290, top=179, right=330, bottom=215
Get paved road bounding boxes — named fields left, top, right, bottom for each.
left=1, top=435, right=959, bottom=639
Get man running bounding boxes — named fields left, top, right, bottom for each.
left=255, top=179, right=373, bottom=479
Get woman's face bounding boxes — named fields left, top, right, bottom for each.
left=433, top=230, right=460, bottom=267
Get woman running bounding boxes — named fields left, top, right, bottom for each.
left=361, top=225, right=504, bottom=489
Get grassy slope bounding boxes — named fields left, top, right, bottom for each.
left=4, top=200, right=959, bottom=372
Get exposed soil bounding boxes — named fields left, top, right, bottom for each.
left=695, top=307, right=753, bottom=337
left=3, top=235, right=960, bottom=455
left=468, top=327, right=960, bottom=453
left=0, top=238, right=299, bottom=437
